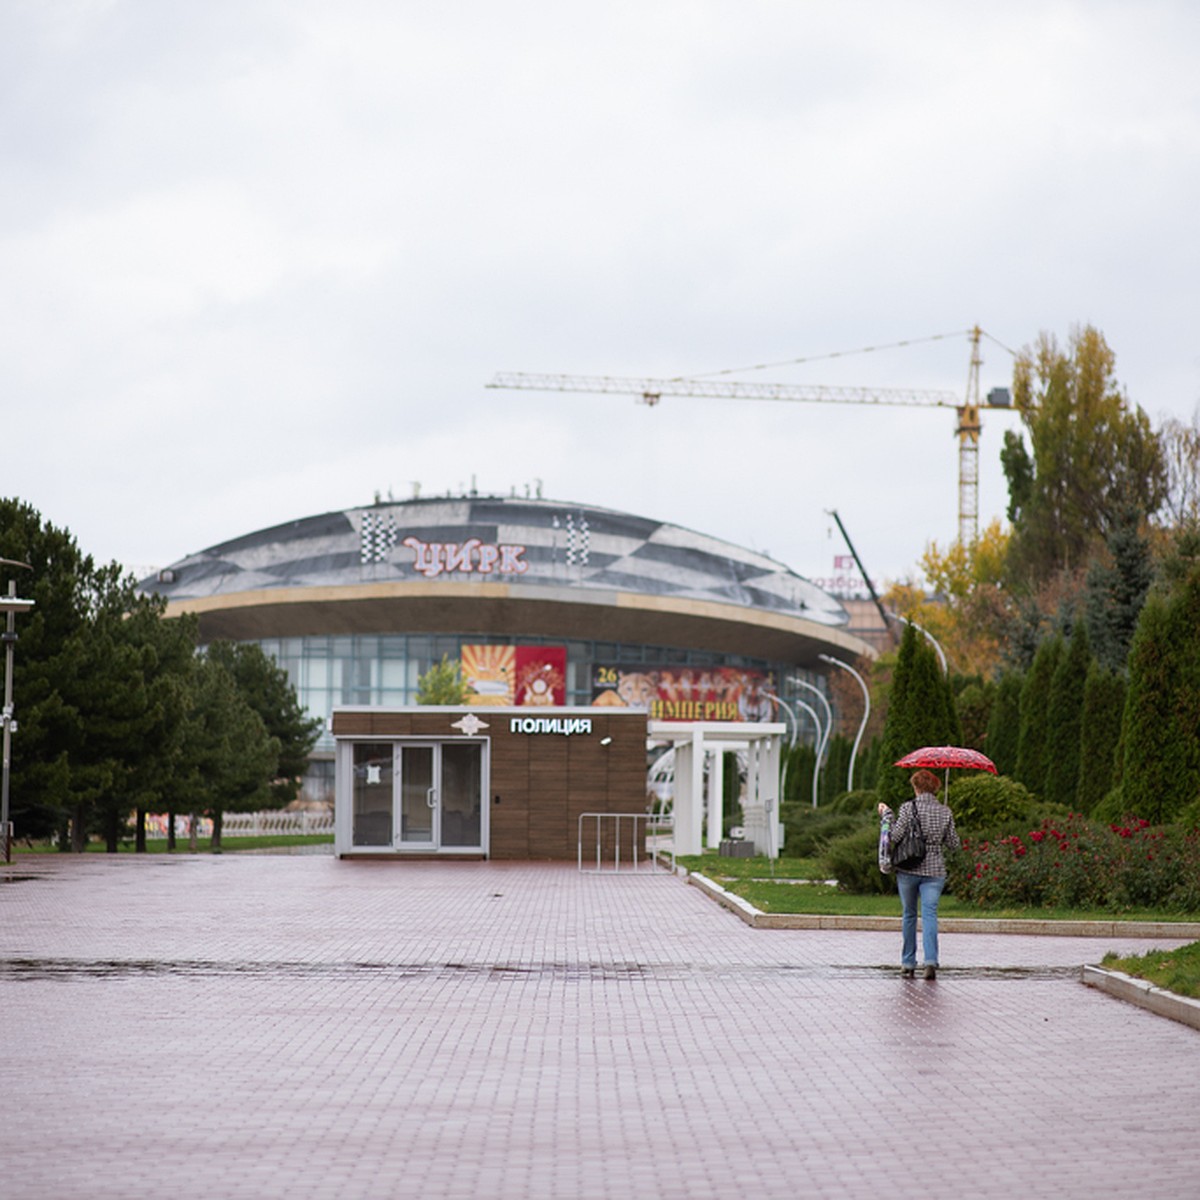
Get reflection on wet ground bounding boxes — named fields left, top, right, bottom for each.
left=0, top=955, right=1083, bottom=982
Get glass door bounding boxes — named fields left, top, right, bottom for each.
left=395, top=741, right=485, bottom=851
left=397, top=744, right=435, bottom=846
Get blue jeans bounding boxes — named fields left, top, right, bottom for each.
left=897, top=872, right=946, bottom=968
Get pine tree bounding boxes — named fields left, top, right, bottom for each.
left=1043, top=622, right=1091, bottom=808
left=206, top=640, right=322, bottom=806
left=1015, top=636, right=1062, bottom=797
left=1085, top=504, right=1154, bottom=672
left=1076, top=663, right=1125, bottom=814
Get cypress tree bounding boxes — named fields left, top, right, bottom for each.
left=985, top=671, right=1022, bottom=777
left=876, top=624, right=921, bottom=807
left=1043, top=623, right=1091, bottom=808
left=1014, top=636, right=1062, bottom=798
left=1121, top=566, right=1200, bottom=823
left=1076, top=663, right=1126, bottom=814
left=877, top=624, right=960, bottom=807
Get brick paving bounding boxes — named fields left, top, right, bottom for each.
left=1, top=854, right=1198, bottom=1199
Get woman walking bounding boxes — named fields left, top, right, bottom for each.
left=878, top=769, right=960, bottom=979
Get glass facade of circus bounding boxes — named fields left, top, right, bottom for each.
left=143, top=494, right=876, bottom=806
left=255, top=630, right=819, bottom=805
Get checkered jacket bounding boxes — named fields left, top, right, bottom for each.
left=887, top=792, right=961, bottom=877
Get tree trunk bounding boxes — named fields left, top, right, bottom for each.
left=104, top=807, right=119, bottom=853
left=211, top=809, right=223, bottom=853
left=188, top=812, right=198, bottom=854
left=167, top=808, right=176, bottom=852
left=71, top=804, right=87, bottom=853
left=135, top=808, right=147, bottom=853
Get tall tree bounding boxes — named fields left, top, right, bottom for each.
left=1119, top=564, right=1200, bottom=823
left=984, top=670, right=1022, bottom=777
left=881, top=520, right=1013, bottom=679
left=1076, top=663, right=1125, bottom=814
left=173, top=654, right=279, bottom=850
left=1043, top=621, right=1091, bottom=809
left=875, top=623, right=960, bottom=807
left=205, top=640, right=321, bottom=806
left=1084, top=504, right=1154, bottom=673
left=1, top=501, right=197, bottom=848
left=1001, top=326, right=1166, bottom=586
left=1158, top=409, right=1200, bottom=530
left=1014, top=636, right=1062, bottom=797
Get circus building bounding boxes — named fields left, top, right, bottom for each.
left=143, top=493, right=874, bottom=851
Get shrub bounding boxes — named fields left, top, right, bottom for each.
left=946, top=773, right=1036, bottom=832
left=826, top=789, right=879, bottom=815
left=820, top=823, right=895, bottom=895
left=779, top=803, right=868, bottom=858
left=946, top=813, right=1200, bottom=913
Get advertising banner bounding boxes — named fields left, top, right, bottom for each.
left=591, top=665, right=777, bottom=722
left=461, top=645, right=567, bottom=706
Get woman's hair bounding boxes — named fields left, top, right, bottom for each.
left=910, top=768, right=942, bottom=795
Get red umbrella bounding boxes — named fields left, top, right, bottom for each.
left=894, top=746, right=997, bottom=774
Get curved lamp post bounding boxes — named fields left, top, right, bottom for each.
left=791, top=677, right=832, bottom=807
left=791, top=697, right=825, bottom=809
left=818, top=653, right=870, bottom=792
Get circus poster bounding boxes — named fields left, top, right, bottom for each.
left=590, top=665, right=776, bottom=722
left=461, top=645, right=567, bottom=707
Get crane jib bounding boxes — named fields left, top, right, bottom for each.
left=487, top=372, right=963, bottom=408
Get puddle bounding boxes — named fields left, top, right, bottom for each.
left=0, top=957, right=1085, bottom=984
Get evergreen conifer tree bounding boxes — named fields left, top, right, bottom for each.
left=1085, top=504, right=1154, bottom=672
left=1043, top=622, right=1091, bottom=808
left=1120, top=566, right=1200, bottom=823
left=1014, top=636, right=1062, bottom=797
left=985, top=671, right=1022, bottom=776
left=876, top=624, right=960, bottom=807
left=1076, top=662, right=1126, bottom=814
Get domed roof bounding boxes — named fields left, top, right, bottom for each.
left=145, top=494, right=848, bottom=627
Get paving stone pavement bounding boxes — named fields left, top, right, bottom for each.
left=1, top=854, right=1198, bottom=1200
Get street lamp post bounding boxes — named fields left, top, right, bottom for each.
left=1, top=560, right=34, bottom=864
left=818, top=654, right=871, bottom=792
left=791, top=677, right=833, bottom=807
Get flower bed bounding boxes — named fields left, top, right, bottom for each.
left=947, top=814, right=1200, bottom=913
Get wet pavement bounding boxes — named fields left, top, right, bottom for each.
left=2, top=854, right=1198, bottom=1199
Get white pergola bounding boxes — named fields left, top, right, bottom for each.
left=648, top=720, right=786, bottom=859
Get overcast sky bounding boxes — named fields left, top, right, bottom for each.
left=4, top=0, right=1199, bottom=592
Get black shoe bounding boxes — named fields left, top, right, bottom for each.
left=901, top=967, right=915, bottom=978
left=923, top=964, right=937, bottom=980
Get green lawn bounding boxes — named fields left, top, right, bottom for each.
left=1102, top=942, right=1200, bottom=999
left=677, top=852, right=1200, bottom=923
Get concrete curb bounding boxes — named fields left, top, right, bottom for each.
left=1081, top=965, right=1200, bottom=1031
left=686, top=871, right=1200, bottom=939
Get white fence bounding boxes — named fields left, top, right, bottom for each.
left=577, top=812, right=675, bottom=874
left=222, top=810, right=335, bottom=837
left=146, top=811, right=333, bottom=838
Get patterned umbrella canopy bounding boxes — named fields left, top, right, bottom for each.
left=894, top=746, right=997, bottom=773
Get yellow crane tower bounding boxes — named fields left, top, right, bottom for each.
left=488, top=326, right=1013, bottom=546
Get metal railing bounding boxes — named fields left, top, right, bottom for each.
left=577, top=812, right=675, bottom=873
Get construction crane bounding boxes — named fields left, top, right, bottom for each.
left=487, top=326, right=1013, bottom=546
